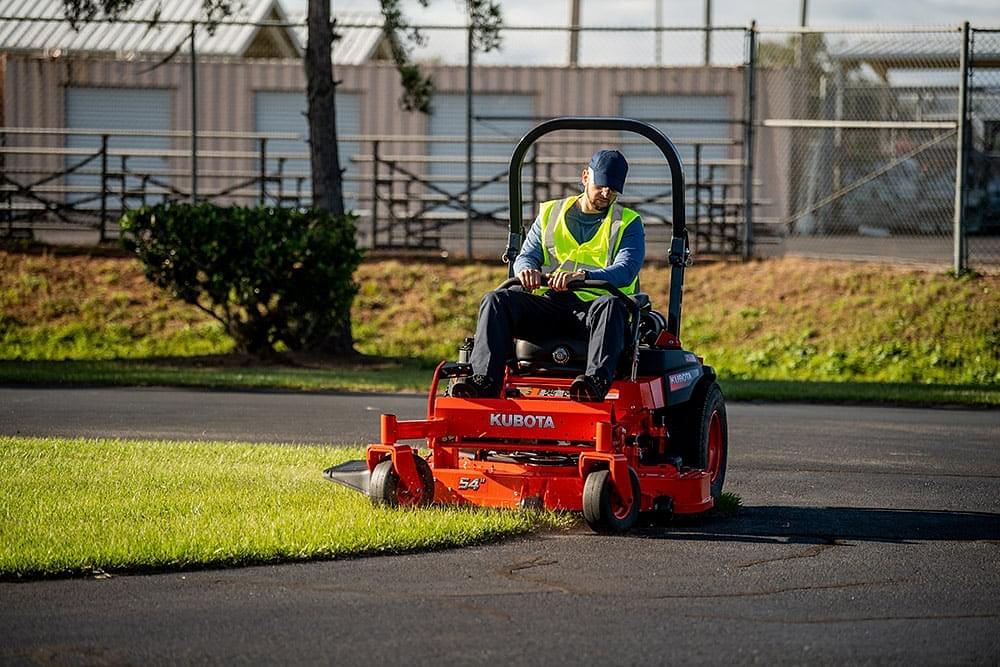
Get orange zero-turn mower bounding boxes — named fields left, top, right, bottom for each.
left=324, top=116, right=728, bottom=534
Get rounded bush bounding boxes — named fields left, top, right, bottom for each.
left=120, top=204, right=363, bottom=356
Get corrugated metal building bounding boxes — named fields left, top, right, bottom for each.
left=0, top=0, right=301, bottom=58
left=292, top=10, right=391, bottom=64
left=1, top=2, right=790, bottom=251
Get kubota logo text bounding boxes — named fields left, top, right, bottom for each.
left=489, top=413, right=556, bottom=429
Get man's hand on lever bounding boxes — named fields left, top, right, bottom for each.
left=516, top=268, right=543, bottom=291
left=548, top=271, right=586, bottom=292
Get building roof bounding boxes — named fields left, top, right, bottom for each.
left=828, top=32, right=1000, bottom=73
left=0, top=0, right=302, bottom=58
left=288, top=10, right=389, bottom=65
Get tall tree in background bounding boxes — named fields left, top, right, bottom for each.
left=62, top=0, right=234, bottom=26
left=312, top=0, right=501, bottom=354
left=306, top=0, right=342, bottom=215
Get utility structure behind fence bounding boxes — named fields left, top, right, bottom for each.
left=756, top=23, right=1000, bottom=274
left=1, top=16, right=999, bottom=273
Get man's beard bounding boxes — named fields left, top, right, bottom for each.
left=586, top=190, right=613, bottom=212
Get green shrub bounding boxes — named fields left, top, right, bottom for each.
left=120, top=204, right=363, bottom=356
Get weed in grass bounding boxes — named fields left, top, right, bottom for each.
left=17, top=273, right=46, bottom=294
left=712, top=492, right=743, bottom=518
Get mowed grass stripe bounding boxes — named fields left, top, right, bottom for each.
left=0, top=437, right=574, bottom=579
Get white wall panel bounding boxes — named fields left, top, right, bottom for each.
left=254, top=90, right=360, bottom=208
left=65, top=86, right=171, bottom=207
left=620, top=94, right=730, bottom=222
left=428, top=93, right=534, bottom=217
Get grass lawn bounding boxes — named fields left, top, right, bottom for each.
left=2, top=249, right=999, bottom=405
left=0, top=436, right=576, bottom=580
left=718, top=378, right=1000, bottom=407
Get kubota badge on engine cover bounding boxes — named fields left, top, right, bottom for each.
left=668, top=368, right=701, bottom=391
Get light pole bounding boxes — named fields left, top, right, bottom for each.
left=568, top=0, right=581, bottom=66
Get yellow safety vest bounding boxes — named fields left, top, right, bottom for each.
left=536, top=195, right=642, bottom=302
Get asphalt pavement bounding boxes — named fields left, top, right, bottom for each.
left=0, top=385, right=421, bottom=445
left=1, top=386, right=999, bottom=664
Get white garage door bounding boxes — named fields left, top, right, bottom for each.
left=620, top=95, right=731, bottom=222
left=428, top=94, right=534, bottom=220
left=65, top=87, right=171, bottom=208
left=254, top=91, right=360, bottom=210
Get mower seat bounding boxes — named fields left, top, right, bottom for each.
left=512, top=292, right=657, bottom=377
left=515, top=337, right=588, bottom=376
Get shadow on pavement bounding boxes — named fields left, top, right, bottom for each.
left=638, top=505, right=1000, bottom=545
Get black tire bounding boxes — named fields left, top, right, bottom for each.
left=670, top=381, right=728, bottom=501
left=582, top=467, right=641, bottom=534
left=369, top=456, right=435, bottom=507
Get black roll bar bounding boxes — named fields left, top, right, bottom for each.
left=503, top=116, right=689, bottom=337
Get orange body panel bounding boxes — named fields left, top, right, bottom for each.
left=365, top=371, right=714, bottom=515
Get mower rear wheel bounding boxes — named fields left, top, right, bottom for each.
left=369, top=457, right=435, bottom=507
left=582, top=467, right=641, bottom=534
left=679, top=381, right=728, bottom=502
left=704, top=388, right=728, bottom=500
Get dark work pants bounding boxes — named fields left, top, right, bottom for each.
left=470, top=289, right=628, bottom=386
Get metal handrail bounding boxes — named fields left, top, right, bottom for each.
left=0, top=127, right=739, bottom=146
left=0, top=127, right=301, bottom=140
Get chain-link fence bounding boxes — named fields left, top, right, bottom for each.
left=968, top=29, right=1000, bottom=270
left=1, top=11, right=998, bottom=271
left=755, top=27, right=961, bottom=266
left=752, top=25, right=1000, bottom=272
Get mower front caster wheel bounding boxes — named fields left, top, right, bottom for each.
left=369, top=457, right=435, bottom=507
left=583, top=467, right=641, bottom=534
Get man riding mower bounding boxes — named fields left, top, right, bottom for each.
left=325, top=117, right=728, bottom=534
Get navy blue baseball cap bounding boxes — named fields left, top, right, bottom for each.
left=588, top=149, right=629, bottom=194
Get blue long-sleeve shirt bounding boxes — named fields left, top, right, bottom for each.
left=513, top=198, right=645, bottom=288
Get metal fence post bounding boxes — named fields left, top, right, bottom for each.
left=371, top=139, right=380, bottom=249
left=277, top=158, right=286, bottom=202
left=120, top=156, right=127, bottom=212
left=258, top=137, right=267, bottom=206
left=190, top=22, right=198, bottom=204
left=693, top=143, right=702, bottom=243
left=465, top=21, right=474, bottom=260
left=703, top=0, right=712, bottom=66
left=100, top=133, right=108, bottom=243
left=953, top=21, right=971, bottom=276
left=741, top=21, right=757, bottom=260
left=2, top=129, right=10, bottom=238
